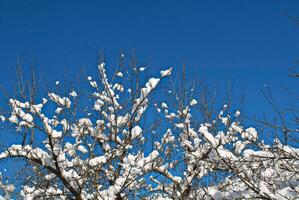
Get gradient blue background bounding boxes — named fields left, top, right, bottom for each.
left=0, top=0, right=299, bottom=125
left=1, top=0, right=299, bottom=115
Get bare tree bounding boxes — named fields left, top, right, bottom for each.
left=0, top=56, right=298, bottom=199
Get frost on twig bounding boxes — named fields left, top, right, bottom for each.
left=0, top=63, right=298, bottom=200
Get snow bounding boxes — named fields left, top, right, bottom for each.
left=89, top=156, right=107, bottom=167
left=242, top=127, right=257, bottom=141
left=77, top=145, right=88, bottom=153
left=231, top=122, right=243, bottom=133
left=98, top=62, right=105, bottom=69
left=148, top=150, right=159, bottom=160
left=8, top=115, right=18, bottom=124
left=221, top=117, right=229, bottom=125
left=161, top=102, right=168, bottom=109
left=276, top=187, right=298, bottom=199
left=139, top=67, right=146, bottom=71
left=160, top=67, right=172, bottom=77
left=190, top=99, right=198, bottom=106
left=48, top=93, right=71, bottom=108
left=131, top=125, right=142, bottom=139
left=259, top=181, right=274, bottom=198
left=61, top=119, right=69, bottom=131
left=94, top=99, right=104, bottom=111
left=199, top=125, right=218, bottom=148
left=146, top=78, right=160, bottom=90
left=132, top=77, right=160, bottom=122
left=42, top=98, right=48, bottom=104
left=162, top=129, right=175, bottom=144
left=116, top=71, right=123, bottom=77
left=78, top=118, right=93, bottom=127
left=113, top=83, right=124, bottom=92
left=234, top=141, right=247, bottom=154
left=175, top=123, right=184, bottom=129
left=208, top=187, right=222, bottom=199
left=69, top=91, right=77, bottom=97
left=217, top=147, right=237, bottom=160
left=51, top=130, right=62, bottom=139
left=55, top=107, right=63, bottom=114
left=262, top=168, right=277, bottom=178
left=30, top=104, right=43, bottom=114
left=90, top=81, right=97, bottom=88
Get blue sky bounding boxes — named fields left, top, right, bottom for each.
left=0, top=0, right=299, bottom=115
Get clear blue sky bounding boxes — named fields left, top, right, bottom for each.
left=0, top=0, right=299, bottom=115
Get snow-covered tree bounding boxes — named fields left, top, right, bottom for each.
left=0, top=60, right=298, bottom=199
